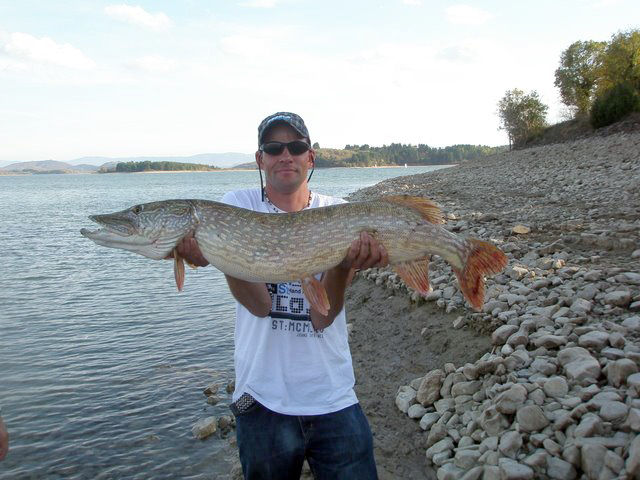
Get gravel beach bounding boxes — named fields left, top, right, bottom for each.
left=346, top=122, right=640, bottom=479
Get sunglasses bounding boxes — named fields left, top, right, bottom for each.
left=260, top=141, right=311, bottom=156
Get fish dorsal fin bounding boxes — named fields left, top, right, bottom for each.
left=381, top=195, right=444, bottom=224
left=394, top=258, right=432, bottom=295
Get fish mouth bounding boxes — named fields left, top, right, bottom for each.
left=80, top=216, right=172, bottom=260
left=80, top=215, right=135, bottom=238
left=80, top=215, right=152, bottom=247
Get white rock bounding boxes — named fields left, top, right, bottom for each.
left=499, top=431, right=523, bottom=458
left=454, top=448, right=482, bottom=469
left=581, top=443, right=606, bottom=479
left=531, top=357, right=557, bottom=375
left=492, top=324, right=519, bottom=345
left=426, top=436, right=454, bottom=460
left=191, top=416, right=218, bottom=440
left=479, top=405, right=510, bottom=436
left=395, top=385, right=417, bottom=413
left=418, top=369, right=445, bottom=406
left=419, top=412, right=440, bottom=431
left=577, top=330, right=610, bottom=349
left=625, top=408, right=640, bottom=431
left=625, top=435, right=640, bottom=478
left=458, top=466, right=483, bottom=480
left=570, top=297, right=592, bottom=314
left=436, top=462, right=465, bottom=480
left=629, top=372, right=640, bottom=392
left=599, top=401, right=628, bottom=422
left=498, top=458, right=534, bottom=479
left=574, top=413, right=603, bottom=437
left=604, top=290, right=631, bottom=307
left=543, top=376, right=568, bottom=398
left=451, top=380, right=482, bottom=397
left=495, top=384, right=528, bottom=414
left=547, top=456, right=577, bottom=480
left=533, top=334, right=567, bottom=349
left=407, top=403, right=428, bottom=419
left=604, top=450, right=625, bottom=475
left=623, top=315, right=640, bottom=331
left=483, top=465, right=500, bottom=480
left=557, top=347, right=601, bottom=385
left=607, top=358, right=639, bottom=387
left=516, top=405, right=550, bottom=432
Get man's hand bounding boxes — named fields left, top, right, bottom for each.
left=310, top=232, right=389, bottom=330
left=169, top=235, right=209, bottom=267
left=340, top=231, right=389, bottom=271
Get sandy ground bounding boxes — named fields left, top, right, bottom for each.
left=346, top=277, right=491, bottom=480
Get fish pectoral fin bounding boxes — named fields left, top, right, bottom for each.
left=173, top=249, right=186, bottom=292
left=394, top=258, right=432, bottom=295
left=301, top=276, right=330, bottom=316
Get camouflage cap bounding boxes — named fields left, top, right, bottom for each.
left=258, top=112, right=310, bottom=145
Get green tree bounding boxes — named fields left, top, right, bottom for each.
left=554, top=40, right=606, bottom=117
left=598, top=29, right=640, bottom=93
left=497, top=89, right=549, bottom=149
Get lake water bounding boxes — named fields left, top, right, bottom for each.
left=0, top=166, right=450, bottom=479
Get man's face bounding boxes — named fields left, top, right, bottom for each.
left=256, top=124, right=314, bottom=195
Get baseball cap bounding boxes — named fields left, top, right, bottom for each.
left=258, top=112, right=310, bottom=145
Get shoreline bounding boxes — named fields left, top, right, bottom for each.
left=343, top=128, right=640, bottom=479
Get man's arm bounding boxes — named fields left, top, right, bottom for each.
left=224, top=275, right=272, bottom=317
left=173, top=236, right=272, bottom=316
left=310, top=232, right=388, bottom=330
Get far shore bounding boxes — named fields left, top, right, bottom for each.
left=0, top=164, right=455, bottom=176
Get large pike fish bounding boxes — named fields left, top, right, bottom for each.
left=81, top=196, right=507, bottom=314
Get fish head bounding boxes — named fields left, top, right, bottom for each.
left=80, top=200, right=196, bottom=259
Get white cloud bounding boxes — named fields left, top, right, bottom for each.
left=220, top=34, right=274, bottom=57
left=127, top=54, right=179, bottom=72
left=446, top=5, right=493, bottom=25
left=402, top=0, right=422, bottom=5
left=1, top=32, right=96, bottom=70
left=104, top=4, right=173, bottom=31
left=238, top=0, right=280, bottom=7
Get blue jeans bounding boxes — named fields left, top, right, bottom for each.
left=235, top=402, right=378, bottom=480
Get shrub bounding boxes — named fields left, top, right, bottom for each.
left=590, top=82, right=640, bottom=128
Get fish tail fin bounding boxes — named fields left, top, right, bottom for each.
left=381, top=195, right=444, bottom=224
left=394, top=258, right=432, bottom=295
left=452, top=238, right=508, bottom=311
left=173, top=249, right=185, bottom=292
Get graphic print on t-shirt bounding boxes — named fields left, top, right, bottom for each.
left=267, top=282, right=323, bottom=337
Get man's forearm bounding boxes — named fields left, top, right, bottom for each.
left=224, top=275, right=272, bottom=317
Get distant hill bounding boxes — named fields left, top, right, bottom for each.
left=2, top=160, right=78, bottom=172
left=72, top=152, right=253, bottom=169
left=0, top=152, right=255, bottom=172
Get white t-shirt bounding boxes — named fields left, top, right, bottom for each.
left=221, top=188, right=358, bottom=415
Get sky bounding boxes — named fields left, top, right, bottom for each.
left=0, top=1, right=638, bottom=163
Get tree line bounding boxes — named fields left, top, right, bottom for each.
left=315, top=143, right=503, bottom=167
left=498, top=28, right=640, bottom=149
left=111, top=161, right=219, bottom=172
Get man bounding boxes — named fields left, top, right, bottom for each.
left=176, top=112, right=388, bottom=479
left=0, top=411, right=8, bottom=460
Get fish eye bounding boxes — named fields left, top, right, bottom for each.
left=132, top=205, right=142, bottom=214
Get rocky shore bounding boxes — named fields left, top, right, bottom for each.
left=346, top=126, right=640, bottom=479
